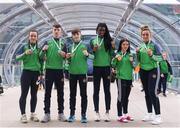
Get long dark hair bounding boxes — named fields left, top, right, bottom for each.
left=117, top=38, right=130, bottom=53
left=96, top=23, right=112, bottom=52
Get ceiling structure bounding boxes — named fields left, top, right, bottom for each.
left=0, top=0, right=180, bottom=84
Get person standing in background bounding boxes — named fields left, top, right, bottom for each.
left=158, top=52, right=173, bottom=97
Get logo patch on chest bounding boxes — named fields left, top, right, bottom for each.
left=152, top=74, right=157, bottom=78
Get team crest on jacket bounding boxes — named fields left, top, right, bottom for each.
left=152, top=74, right=157, bottom=78
left=83, top=79, right=87, bottom=83
left=107, top=76, right=111, bottom=79
left=61, top=78, right=64, bottom=82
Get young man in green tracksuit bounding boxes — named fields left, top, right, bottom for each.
left=40, top=24, right=67, bottom=123
left=158, top=52, right=173, bottom=97
left=136, top=26, right=163, bottom=125
left=66, top=28, right=89, bottom=123
left=111, top=38, right=135, bottom=123
left=91, top=23, right=115, bottom=122
left=16, top=30, right=41, bottom=123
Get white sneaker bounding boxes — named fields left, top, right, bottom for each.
left=41, top=113, right=51, bottom=123
left=151, top=115, right=162, bottom=125
left=20, top=114, right=28, bottom=123
left=142, top=113, right=154, bottom=122
left=58, top=113, right=67, bottom=122
left=104, top=113, right=110, bottom=122
left=94, top=112, right=100, bottom=122
left=30, top=113, right=39, bottom=122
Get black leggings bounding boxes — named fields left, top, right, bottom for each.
left=19, top=70, right=39, bottom=115
left=158, top=73, right=168, bottom=94
left=93, top=66, right=111, bottom=112
left=140, top=68, right=161, bottom=115
left=43, top=69, right=64, bottom=114
left=117, top=79, right=132, bottom=117
left=69, top=74, right=87, bottom=116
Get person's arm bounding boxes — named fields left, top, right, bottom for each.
left=166, top=60, right=173, bottom=75
left=150, top=44, right=163, bottom=62
left=111, top=56, right=118, bottom=68
left=62, top=42, right=67, bottom=53
left=16, top=46, right=26, bottom=61
left=38, top=48, right=45, bottom=75
left=90, top=39, right=98, bottom=52
left=136, top=46, right=141, bottom=62
left=59, top=41, right=67, bottom=58
left=39, top=41, right=48, bottom=60
left=80, top=45, right=94, bottom=60
left=111, top=39, right=116, bottom=50
left=130, top=53, right=138, bottom=68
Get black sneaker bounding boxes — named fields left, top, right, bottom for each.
left=163, top=93, right=167, bottom=97
left=157, top=90, right=161, bottom=95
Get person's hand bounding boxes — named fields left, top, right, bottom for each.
left=161, top=74, right=164, bottom=77
left=25, top=49, right=32, bottom=55
left=66, top=53, right=71, bottom=59
left=116, top=54, right=122, bottom=61
left=93, top=44, right=99, bottom=52
left=42, top=45, right=48, bottom=51
left=136, top=47, right=140, bottom=53
left=59, top=51, right=66, bottom=58
left=129, top=56, right=133, bottom=62
left=111, top=40, right=115, bottom=49
left=83, top=49, right=89, bottom=56
left=112, top=68, right=116, bottom=74
left=147, top=49, right=153, bottom=56
left=83, top=50, right=89, bottom=56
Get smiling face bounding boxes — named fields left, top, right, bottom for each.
left=121, top=41, right=129, bottom=52
left=29, top=31, right=38, bottom=44
left=97, top=27, right=106, bottom=37
left=141, top=30, right=151, bottom=43
left=52, top=27, right=61, bottom=38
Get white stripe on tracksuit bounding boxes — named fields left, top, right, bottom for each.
left=155, top=62, right=161, bottom=97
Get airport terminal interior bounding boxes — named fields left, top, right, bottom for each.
left=0, top=0, right=180, bottom=127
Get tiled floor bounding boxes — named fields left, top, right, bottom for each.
left=0, top=81, right=180, bottom=127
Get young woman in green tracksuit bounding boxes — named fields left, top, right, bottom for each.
left=16, top=30, right=41, bottom=123
left=158, top=52, right=173, bottom=97
left=66, top=28, right=89, bottom=123
left=111, top=38, right=134, bottom=123
left=40, top=24, right=67, bottom=123
left=136, top=26, right=163, bottom=125
left=91, top=23, right=115, bottom=122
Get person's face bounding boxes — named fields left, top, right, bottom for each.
left=72, top=32, right=81, bottom=43
left=141, top=30, right=151, bottom=42
left=162, top=52, right=167, bottom=60
left=97, top=27, right=106, bottom=37
left=121, top=41, right=129, bottom=52
left=52, top=27, right=61, bottom=38
left=29, top=31, right=38, bottom=44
